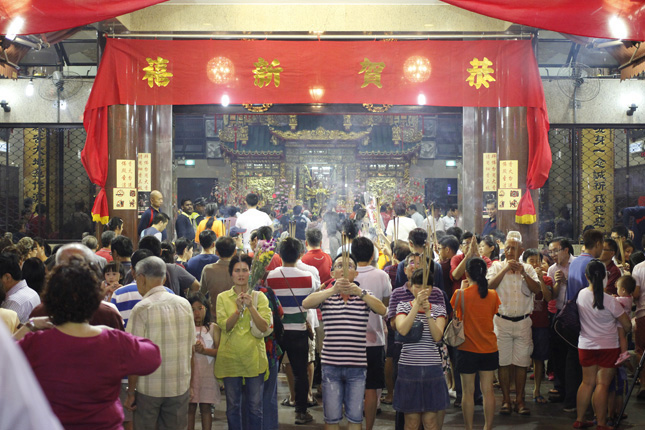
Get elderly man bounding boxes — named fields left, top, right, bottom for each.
left=124, top=256, right=193, bottom=430
left=486, top=231, right=540, bottom=417
left=137, top=190, right=167, bottom=241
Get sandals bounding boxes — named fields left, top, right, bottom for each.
left=380, top=396, right=393, bottom=405
left=533, top=395, right=547, bottom=404
left=515, top=403, right=531, bottom=416
left=499, top=402, right=512, bottom=415
left=281, top=398, right=295, bottom=407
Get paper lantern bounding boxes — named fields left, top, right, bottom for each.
left=207, top=57, right=235, bottom=84
left=403, top=56, right=431, bottom=83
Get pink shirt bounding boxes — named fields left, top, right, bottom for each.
left=19, top=328, right=161, bottom=430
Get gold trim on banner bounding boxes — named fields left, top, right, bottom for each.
left=270, top=126, right=372, bottom=141
left=363, top=103, right=392, bottom=113
left=581, top=128, right=614, bottom=232
left=242, top=103, right=273, bottom=112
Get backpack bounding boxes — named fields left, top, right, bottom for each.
left=292, top=215, right=307, bottom=240
left=553, top=289, right=581, bottom=348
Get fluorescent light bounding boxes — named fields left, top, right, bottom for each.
left=609, top=16, right=628, bottom=40
left=445, top=160, right=457, bottom=167
left=25, top=79, right=34, bottom=97
left=185, top=159, right=196, bottom=166
left=417, top=94, right=426, bottom=105
left=221, top=94, right=230, bottom=107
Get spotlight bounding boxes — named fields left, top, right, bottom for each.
left=0, top=100, right=10, bottom=113
left=627, top=103, right=638, bottom=116
left=221, top=94, right=230, bottom=107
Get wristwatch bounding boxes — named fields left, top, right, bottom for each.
left=360, top=289, right=368, bottom=300
left=25, top=318, right=37, bottom=332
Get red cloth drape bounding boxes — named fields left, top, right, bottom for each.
left=441, top=0, right=645, bottom=42
left=83, top=39, right=551, bottom=223
left=0, top=0, right=168, bottom=36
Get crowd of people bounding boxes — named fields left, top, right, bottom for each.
left=1, top=190, right=645, bottom=430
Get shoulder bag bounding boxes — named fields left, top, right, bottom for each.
left=249, top=290, right=274, bottom=339
left=553, top=289, right=581, bottom=348
left=443, top=289, right=465, bottom=347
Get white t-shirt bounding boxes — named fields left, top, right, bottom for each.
left=632, top=261, right=645, bottom=319
left=235, top=208, right=272, bottom=251
left=577, top=287, right=625, bottom=350
left=354, top=265, right=392, bottom=347
left=385, top=216, right=417, bottom=242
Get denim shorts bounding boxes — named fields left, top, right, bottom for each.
left=322, top=364, right=367, bottom=424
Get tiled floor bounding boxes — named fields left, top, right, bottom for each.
left=195, top=372, right=645, bottom=429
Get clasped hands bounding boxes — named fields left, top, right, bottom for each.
left=235, top=292, right=253, bottom=311
left=413, top=289, right=431, bottom=312
left=333, top=278, right=361, bottom=296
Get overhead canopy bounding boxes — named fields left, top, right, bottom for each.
left=441, top=0, right=645, bottom=41
left=82, top=38, right=551, bottom=224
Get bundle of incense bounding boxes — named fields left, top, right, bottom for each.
left=288, top=221, right=296, bottom=238
left=341, top=233, right=349, bottom=278
left=224, top=219, right=231, bottom=236
left=422, top=240, right=432, bottom=288
left=617, top=238, right=625, bottom=266
left=431, top=204, right=438, bottom=248
left=393, top=215, right=399, bottom=241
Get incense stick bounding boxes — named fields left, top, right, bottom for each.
left=341, top=233, right=349, bottom=278
left=617, top=238, right=625, bottom=266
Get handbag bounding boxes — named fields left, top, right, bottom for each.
left=394, top=319, right=424, bottom=343
left=279, top=270, right=315, bottom=340
left=443, top=289, right=465, bottom=347
left=553, top=289, right=581, bottom=348
left=250, top=291, right=274, bottom=339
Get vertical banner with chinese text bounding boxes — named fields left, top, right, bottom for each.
left=581, top=129, right=614, bottom=233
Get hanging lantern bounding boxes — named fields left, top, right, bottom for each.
left=207, top=56, right=235, bottom=84
left=403, top=56, right=431, bottom=83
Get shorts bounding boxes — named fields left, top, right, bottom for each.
left=322, top=364, right=366, bottom=424
left=365, top=346, right=386, bottom=390
left=456, top=350, right=499, bottom=374
left=494, top=315, right=533, bottom=367
left=119, top=382, right=133, bottom=421
left=578, top=348, right=620, bottom=368
left=531, top=326, right=551, bottom=361
left=393, top=365, right=450, bottom=413
left=635, top=316, right=645, bottom=356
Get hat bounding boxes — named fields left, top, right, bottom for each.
left=229, top=226, right=247, bottom=235
left=193, top=197, right=206, bottom=206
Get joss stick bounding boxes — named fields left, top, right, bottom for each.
left=341, top=233, right=349, bottom=278
left=617, top=238, right=625, bottom=266
left=393, top=215, right=398, bottom=242
left=431, top=204, right=438, bottom=249
left=288, top=221, right=296, bottom=238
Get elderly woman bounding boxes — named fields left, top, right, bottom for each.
left=574, top=260, right=632, bottom=430
left=15, top=258, right=161, bottom=430
left=214, top=254, right=272, bottom=429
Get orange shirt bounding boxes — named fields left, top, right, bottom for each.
left=450, top=284, right=500, bottom=354
left=195, top=217, right=225, bottom=243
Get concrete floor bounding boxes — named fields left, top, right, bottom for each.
left=194, top=371, right=645, bottom=430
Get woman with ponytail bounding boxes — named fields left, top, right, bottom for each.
left=450, top=257, right=500, bottom=430
left=574, top=259, right=632, bottom=430
left=195, top=203, right=225, bottom=244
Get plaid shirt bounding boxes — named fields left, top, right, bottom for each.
left=127, top=286, right=193, bottom=397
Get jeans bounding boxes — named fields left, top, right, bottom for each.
left=322, top=364, right=367, bottom=424
left=280, top=330, right=310, bottom=413
left=263, top=362, right=280, bottom=430
left=223, top=374, right=264, bottom=430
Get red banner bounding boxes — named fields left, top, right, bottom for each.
left=442, top=0, right=645, bottom=42
left=83, top=38, right=551, bottom=223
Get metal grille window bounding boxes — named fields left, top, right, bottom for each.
left=0, top=127, right=93, bottom=241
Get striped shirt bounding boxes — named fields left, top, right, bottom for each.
left=111, top=282, right=174, bottom=328
left=126, top=286, right=193, bottom=398
left=396, top=301, right=447, bottom=367
left=320, top=291, right=372, bottom=367
left=266, top=266, right=315, bottom=331
left=1, top=280, right=41, bottom=324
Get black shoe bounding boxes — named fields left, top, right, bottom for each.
left=475, top=397, right=483, bottom=406
left=454, top=398, right=462, bottom=408
left=295, top=412, right=313, bottom=425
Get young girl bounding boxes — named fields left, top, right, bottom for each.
left=615, top=275, right=635, bottom=365
left=102, top=262, right=124, bottom=302
left=188, top=293, right=220, bottom=430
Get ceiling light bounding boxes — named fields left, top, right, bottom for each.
left=221, top=94, right=230, bottom=107
left=25, top=79, right=34, bottom=97
left=609, top=16, right=628, bottom=40
left=5, top=17, right=25, bottom=40
left=417, top=94, right=426, bottom=105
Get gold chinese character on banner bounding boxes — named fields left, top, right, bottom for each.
left=142, top=57, right=173, bottom=88
left=359, top=58, right=386, bottom=88
left=466, top=57, right=496, bottom=89
left=253, top=58, right=283, bottom=88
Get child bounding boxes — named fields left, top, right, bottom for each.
left=523, top=249, right=553, bottom=404
left=188, top=293, right=220, bottom=430
left=102, top=262, right=124, bottom=302
left=615, top=275, right=635, bottom=365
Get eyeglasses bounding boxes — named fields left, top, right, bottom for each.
left=333, top=265, right=356, bottom=270
left=548, top=248, right=562, bottom=255
left=409, top=252, right=423, bottom=257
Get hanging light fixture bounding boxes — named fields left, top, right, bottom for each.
left=25, top=78, right=34, bottom=97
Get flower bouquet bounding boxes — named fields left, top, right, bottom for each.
left=248, top=238, right=276, bottom=288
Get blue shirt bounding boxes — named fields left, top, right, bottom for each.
left=566, top=252, right=593, bottom=301
left=137, top=207, right=167, bottom=241
left=111, top=282, right=174, bottom=328
left=184, top=254, right=219, bottom=280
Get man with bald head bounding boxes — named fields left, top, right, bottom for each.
left=138, top=190, right=167, bottom=241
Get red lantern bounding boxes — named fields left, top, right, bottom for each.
left=403, top=56, right=431, bottom=83
left=207, top=57, right=235, bottom=85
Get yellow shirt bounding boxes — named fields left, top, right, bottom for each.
left=214, top=287, right=272, bottom=379
left=195, top=217, right=225, bottom=243
left=0, top=308, right=19, bottom=333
